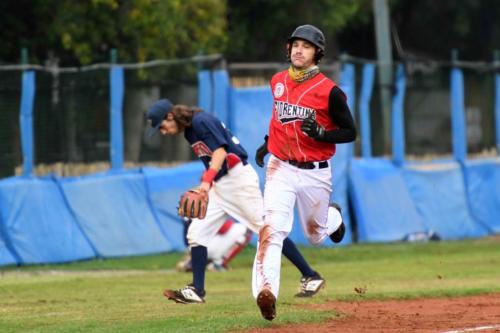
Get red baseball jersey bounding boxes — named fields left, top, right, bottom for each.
left=267, top=70, right=339, bottom=162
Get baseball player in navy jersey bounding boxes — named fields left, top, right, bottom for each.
left=146, top=99, right=327, bottom=305
left=253, top=24, right=357, bottom=320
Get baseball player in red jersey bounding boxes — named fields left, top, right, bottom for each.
left=253, top=24, right=357, bottom=320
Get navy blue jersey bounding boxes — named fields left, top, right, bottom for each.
left=184, top=111, right=248, bottom=181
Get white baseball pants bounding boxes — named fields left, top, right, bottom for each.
left=187, top=162, right=263, bottom=247
left=252, top=154, right=342, bottom=299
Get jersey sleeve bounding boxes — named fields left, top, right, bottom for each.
left=194, top=117, right=229, bottom=151
left=316, top=86, right=357, bottom=144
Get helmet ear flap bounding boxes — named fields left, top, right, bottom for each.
left=314, top=49, right=324, bottom=64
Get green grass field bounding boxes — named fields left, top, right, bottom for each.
left=1, top=237, right=499, bottom=333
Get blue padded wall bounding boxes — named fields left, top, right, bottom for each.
left=60, top=171, right=171, bottom=257
left=349, top=158, right=427, bottom=242
left=142, top=163, right=206, bottom=252
left=463, top=158, right=500, bottom=233
left=402, top=162, right=489, bottom=239
left=0, top=232, right=17, bottom=266
left=229, top=86, right=273, bottom=183
left=329, top=144, right=353, bottom=245
left=0, top=177, right=96, bottom=264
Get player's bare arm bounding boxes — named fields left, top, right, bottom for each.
left=200, top=147, right=227, bottom=192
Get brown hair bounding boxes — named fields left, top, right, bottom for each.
left=170, top=104, right=202, bottom=130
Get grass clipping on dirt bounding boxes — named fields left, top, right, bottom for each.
left=0, top=237, right=499, bottom=333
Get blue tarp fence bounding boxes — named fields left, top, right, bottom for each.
left=348, top=64, right=499, bottom=242
left=0, top=164, right=203, bottom=265
left=1, top=62, right=499, bottom=266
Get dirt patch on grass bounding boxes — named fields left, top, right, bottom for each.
left=246, top=293, right=500, bottom=333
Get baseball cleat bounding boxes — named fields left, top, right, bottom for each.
left=329, top=202, right=345, bottom=243
left=295, top=274, right=325, bottom=297
left=256, top=289, right=276, bottom=321
left=163, top=285, right=205, bottom=304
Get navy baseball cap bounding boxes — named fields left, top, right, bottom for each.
left=146, top=99, right=173, bottom=137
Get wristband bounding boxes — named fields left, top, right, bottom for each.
left=201, top=168, right=218, bottom=184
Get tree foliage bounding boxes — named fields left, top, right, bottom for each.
left=391, top=0, right=500, bottom=60
left=226, top=0, right=372, bottom=62
left=2, top=0, right=500, bottom=65
left=0, top=0, right=227, bottom=65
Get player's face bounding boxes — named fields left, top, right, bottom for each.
left=159, top=117, right=179, bottom=135
left=290, top=39, right=316, bottom=70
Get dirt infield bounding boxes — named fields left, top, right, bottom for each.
left=246, top=293, right=500, bottom=333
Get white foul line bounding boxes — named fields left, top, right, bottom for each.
left=440, top=324, right=500, bottom=333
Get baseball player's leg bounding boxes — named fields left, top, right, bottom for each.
left=282, top=238, right=317, bottom=278
left=189, top=189, right=230, bottom=290
left=253, top=157, right=297, bottom=299
left=213, top=161, right=321, bottom=300
left=187, top=188, right=229, bottom=247
left=252, top=225, right=289, bottom=297
left=219, top=224, right=252, bottom=268
left=212, top=163, right=264, bottom=234
left=252, top=225, right=287, bottom=321
left=164, top=189, right=228, bottom=304
left=327, top=202, right=344, bottom=243
left=296, top=167, right=342, bottom=245
left=175, top=217, right=193, bottom=272
left=282, top=237, right=325, bottom=297
left=207, top=221, right=251, bottom=270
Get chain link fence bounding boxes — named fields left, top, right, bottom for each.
left=404, top=62, right=496, bottom=158
left=0, top=71, right=22, bottom=178
left=0, top=56, right=224, bottom=177
left=1, top=56, right=498, bottom=178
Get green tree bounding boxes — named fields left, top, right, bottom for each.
left=0, top=0, right=227, bottom=65
left=226, top=0, right=372, bottom=62
left=391, top=0, right=500, bottom=61
left=3, top=0, right=500, bottom=65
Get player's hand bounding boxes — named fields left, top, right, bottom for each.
left=255, top=135, right=269, bottom=168
left=199, top=181, right=211, bottom=193
left=301, top=115, right=325, bottom=139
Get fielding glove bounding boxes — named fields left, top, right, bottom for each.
left=178, top=187, right=209, bottom=219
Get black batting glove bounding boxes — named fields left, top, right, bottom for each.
left=301, top=116, right=325, bottom=139
left=255, top=135, right=269, bottom=167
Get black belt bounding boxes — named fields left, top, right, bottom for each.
left=287, top=160, right=329, bottom=170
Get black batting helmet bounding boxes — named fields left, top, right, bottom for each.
left=288, top=24, right=325, bottom=52
left=287, top=24, right=325, bottom=63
